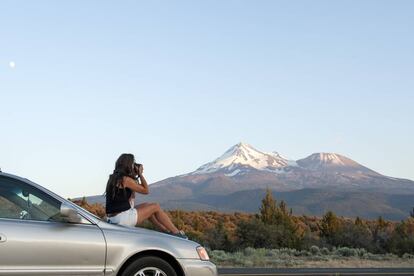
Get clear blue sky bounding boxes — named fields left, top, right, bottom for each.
left=1, top=1, right=413, bottom=198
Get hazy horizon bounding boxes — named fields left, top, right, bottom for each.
left=1, top=1, right=413, bottom=198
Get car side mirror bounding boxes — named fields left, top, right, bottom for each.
left=60, top=203, right=83, bottom=223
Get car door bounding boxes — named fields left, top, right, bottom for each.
left=0, top=175, right=106, bottom=276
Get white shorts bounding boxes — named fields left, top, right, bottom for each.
left=107, top=208, right=138, bottom=227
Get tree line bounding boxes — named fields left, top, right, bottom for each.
left=73, top=190, right=414, bottom=256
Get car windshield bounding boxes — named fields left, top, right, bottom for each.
left=9, top=177, right=105, bottom=223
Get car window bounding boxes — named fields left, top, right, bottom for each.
left=0, top=195, right=24, bottom=219
left=0, top=176, right=64, bottom=222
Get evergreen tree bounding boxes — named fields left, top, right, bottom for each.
left=279, top=200, right=288, bottom=215
left=205, top=219, right=233, bottom=250
left=335, top=220, right=373, bottom=250
left=387, top=218, right=414, bottom=255
left=410, top=207, right=414, bottom=219
left=373, top=216, right=390, bottom=253
left=355, top=216, right=363, bottom=226
left=376, top=216, right=387, bottom=228
left=260, top=188, right=278, bottom=225
left=320, top=211, right=340, bottom=244
left=81, top=196, right=87, bottom=206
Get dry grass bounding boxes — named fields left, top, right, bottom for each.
left=287, top=259, right=414, bottom=268
left=210, top=247, right=414, bottom=268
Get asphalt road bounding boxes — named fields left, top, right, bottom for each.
left=218, top=267, right=414, bottom=276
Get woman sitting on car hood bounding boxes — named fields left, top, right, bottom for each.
left=105, top=153, right=187, bottom=239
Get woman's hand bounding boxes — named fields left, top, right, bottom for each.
left=138, top=164, right=144, bottom=176
left=134, top=163, right=144, bottom=177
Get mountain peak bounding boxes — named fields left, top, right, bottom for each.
left=236, top=141, right=250, bottom=147
left=315, top=153, right=347, bottom=165
left=297, top=152, right=378, bottom=174
left=194, top=142, right=289, bottom=175
left=230, top=142, right=257, bottom=154
left=297, top=152, right=353, bottom=167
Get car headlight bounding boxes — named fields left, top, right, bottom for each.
left=196, top=246, right=210, bottom=261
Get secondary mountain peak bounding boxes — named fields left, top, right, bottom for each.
left=297, top=152, right=379, bottom=174
left=194, top=142, right=289, bottom=175
left=311, top=153, right=348, bottom=165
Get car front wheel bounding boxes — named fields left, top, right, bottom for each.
left=122, top=256, right=178, bottom=276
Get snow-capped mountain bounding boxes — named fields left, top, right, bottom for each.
left=82, top=142, right=414, bottom=220
left=191, top=143, right=378, bottom=177
left=194, top=142, right=292, bottom=176
left=150, top=142, right=414, bottom=194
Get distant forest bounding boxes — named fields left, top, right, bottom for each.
left=73, top=190, right=414, bottom=256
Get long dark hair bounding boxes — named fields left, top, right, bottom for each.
left=105, top=153, right=135, bottom=199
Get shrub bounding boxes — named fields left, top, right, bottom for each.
left=336, top=221, right=374, bottom=250
left=244, top=247, right=256, bottom=256
left=296, top=250, right=311, bottom=257
left=310, top=245, right=320, bottom=255
left=236, top=218, right=302, bottom=249
left=387, top=219, right=414, bottom=256
left=266, top=249, right=280, bottom=257
left=321, top=247, right=330, bottom=255
left=209, top=250, right=228, bottom=262
left=356, top=248, right=367, bottom=257
left=335, top=247, right=358, bottom=257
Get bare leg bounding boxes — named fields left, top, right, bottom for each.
left=153, top=209, right=179, bottom=233
left=136, top=203, right=179, bottom=233
left=149, top=214, right=169, bottom=232
left=135, top=203, right=168, bottom=231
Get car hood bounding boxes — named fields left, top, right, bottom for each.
left=97, top=221, right=201, bottom=259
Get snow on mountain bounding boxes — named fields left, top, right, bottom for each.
left=193, top=142, right=292, bottom=175
left=190, top=142, right=382, bottom=178
left=297, top=153, right=379, bottom=174
left=299, top=153, right=350, bottom=167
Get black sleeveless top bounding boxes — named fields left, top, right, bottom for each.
left=106, top=182, right=133, bottom=214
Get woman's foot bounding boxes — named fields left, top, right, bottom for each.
left=165, top=230, right=188, bottom=239
left=175, top=230, right=189, bottom=239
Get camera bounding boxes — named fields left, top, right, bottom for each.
left=134, top=163, right=142, bottom=175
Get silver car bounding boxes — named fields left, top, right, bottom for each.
left=0, top=171, right=217, bottom=276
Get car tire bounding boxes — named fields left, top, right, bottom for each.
left=122, top=256, right=178, bottom=276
